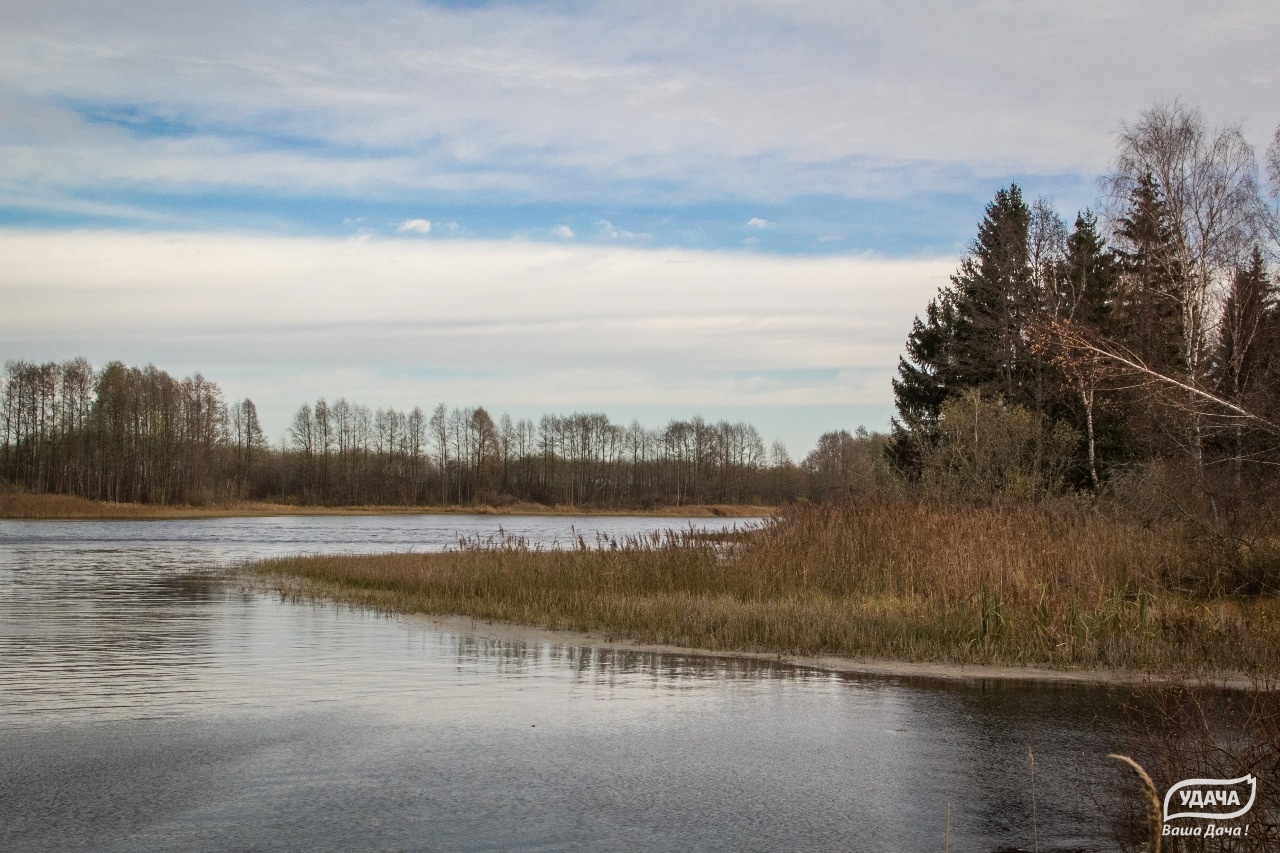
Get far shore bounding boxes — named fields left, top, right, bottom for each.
left=0, top=491, right=776, bottom=520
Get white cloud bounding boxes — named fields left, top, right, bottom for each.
left=396, top=218, right=432, bottom=235
left=2, top=1, right=1275, bottom=208
left=747, top=217, right=769, bottom=229
left=0, top=228, right=952, bottom=450
left=597, top=219, right=649, bottom=240
left=551, top=224, right=574, bottom=238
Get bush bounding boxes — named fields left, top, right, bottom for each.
left=917, top=391, right=1080, bottom=504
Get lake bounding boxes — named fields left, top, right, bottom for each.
left=1, top=515, right=1131, bottom=851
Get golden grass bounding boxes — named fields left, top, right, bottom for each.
left=0, top=491, right=773, bottom=520
left=0, top=492, right=185, bottom=519
left=248, top=500, right=1280, bottom=677
left=1107, top=755, right=1163, bottom=852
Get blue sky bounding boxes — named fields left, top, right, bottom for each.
left=2, top=0, right=1277, bottom=455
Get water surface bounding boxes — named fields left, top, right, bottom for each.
left=1, top=515, right=1129, bottom=851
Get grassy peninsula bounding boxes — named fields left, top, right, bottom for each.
left=249, top=500, right=1280, bottom=679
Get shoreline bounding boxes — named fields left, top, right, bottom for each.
left=242, top=493, right=1280, bottom=688
left=0, top=492, right=776, bottom=520
left=239, top=570, right=1268, bottom=692
left=393, top=611, right=1266, bottom=692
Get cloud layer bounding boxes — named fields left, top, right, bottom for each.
left=3, top=3, right=1277, bottom=451
left=0, top=229, right=950, bottom=451
left=2, top=0, right=1276, bottom=242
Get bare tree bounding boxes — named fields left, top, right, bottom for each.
left=1267, top=122, right=1280, bottom=247
left=429, top=403, right=448, bottom=504
left=1040, top=319, right=1280, bottom=440
left=1105, top=101, right=1268, bottom=472
left=1029, top=197, right=1070, bottom=319
left=406, top=406, right=426, bottom=503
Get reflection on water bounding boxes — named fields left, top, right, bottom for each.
left=1, top=515, right=1126, bottom=852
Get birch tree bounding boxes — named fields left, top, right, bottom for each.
left=1106, top=101, right=1268, bottom=473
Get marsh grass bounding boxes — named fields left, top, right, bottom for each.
left=249, top=500, right=1280, bottom=676
left=0, top=492, right=180, bottom=518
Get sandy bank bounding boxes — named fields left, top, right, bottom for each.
left=1, top=492, right=775, bottom=520
left=397, top=611, right=1264, bottom=692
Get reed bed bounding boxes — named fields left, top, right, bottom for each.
left=249, top=500, right=1280, bottom=676
left=0, top=492, right=179, bottom=519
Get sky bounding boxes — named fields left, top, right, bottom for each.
left=2, top=0, right=1278, bottom=455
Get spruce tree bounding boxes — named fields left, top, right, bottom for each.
left=890, top=185, right=1036, bottom=470
left=1064, top=210, right=1117, bottom=332
left=1216, top=246, right=1276, bottom=479
left=888, top=293, right=956, bottom=472
left=1110, top=172, right=1202, bottom=464
left=892, top=185, right=1036, bottom=429
left=891, top=293, right=956, bottom=433
left=1112, top=173, right=1185, bottom=375
left=949, top=184, right=1034, bottom=403
left=1218, top=246, right=1272, bottom=403
left=1059, top=210, right=1121, bottom=486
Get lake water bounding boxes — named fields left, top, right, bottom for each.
left=1, top=515, right=1132, bottom=852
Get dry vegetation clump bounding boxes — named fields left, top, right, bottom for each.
left=249, top=500, right=1280, bottom=676
left=0, top=491, right=164, bottom=519
left=1106, top=682, right=1279, bottom=852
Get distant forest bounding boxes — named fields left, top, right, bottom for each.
left=0, top=357, right=884, bottom=508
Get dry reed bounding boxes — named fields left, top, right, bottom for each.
left=247, top=500, right=1280, bottom=676
left=1109, top=681, right=1278, bottom=852
left=1108, top=754, right=1162, bottom=853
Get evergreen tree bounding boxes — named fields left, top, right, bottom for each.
left=949, top=184, right=1034, bottom=403
left=1216, top=246, right=1277, bottom=479
left=1064, top=210, right=1117, bottom=332
left=892, top=185, right=1036, bottom=421
left=890, top=185, right=1035, bottom=468
left=888, top=292, right=956, bottom=473
left=1111, top=172, right=1200, bottom=464
left=1058, top=210, right=1121, bottom=487
left=1112, top=173, right=1185, bottom=375
left=891, top=292, right=957, bottom=434
left=1218, top=246, right=1273, bottom=403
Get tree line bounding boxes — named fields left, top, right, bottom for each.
left=892, top=101, right=1280, bottom=516
left=14, top=99, right=1272, bottom=516
left=1, top=358, right=888, bottom=507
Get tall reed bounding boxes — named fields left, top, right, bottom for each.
left=249, top=500, right=1280, bottom=675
